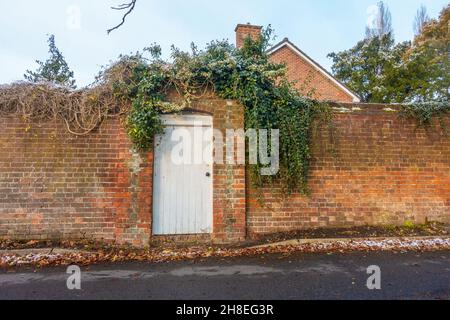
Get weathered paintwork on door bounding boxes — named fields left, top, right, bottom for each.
left=152, top=114, right=213, bottom=235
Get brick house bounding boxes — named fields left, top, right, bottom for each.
left=235, top=24, right=360, bottom=103
left=0, top=25, right=448, bottom=247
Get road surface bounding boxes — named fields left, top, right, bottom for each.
left=0, top=251, right=449, bottom=300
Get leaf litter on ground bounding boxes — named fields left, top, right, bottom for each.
left=1, top=237, right=449, bottom=268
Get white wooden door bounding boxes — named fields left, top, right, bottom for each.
left=153, top=114, right=213, bottom=235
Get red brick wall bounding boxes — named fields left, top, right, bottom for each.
left=0, top=117, right=152, bottom=246
left=270, top=46, right=355, bottom=103
left=1, top=101, right=449, bottom=246
left=247, top=104, right=450, bottom=236
left=0, top=97, right=245, bottom=246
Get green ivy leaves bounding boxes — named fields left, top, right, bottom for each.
left=115, top=27, right=332, bottom=193
left=400, top=102, right=449, bottom=126
left=126, top=98, right=163, bottom=150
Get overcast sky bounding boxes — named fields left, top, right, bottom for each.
left=0, top=0, right=448, bottom=87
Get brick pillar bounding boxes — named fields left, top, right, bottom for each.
left=235, top=23, right=263, bottom=49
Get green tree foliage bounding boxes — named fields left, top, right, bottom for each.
left=24, top=35, right=76, bottom=88
left=328, top=34, right=409, bottom=103
left=328, top=4, right=449, bottom=104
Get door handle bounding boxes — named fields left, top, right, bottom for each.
left=206, top=172, right=211, bottom=177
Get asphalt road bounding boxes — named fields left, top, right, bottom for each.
left=0, top=251, right=449, bottom=300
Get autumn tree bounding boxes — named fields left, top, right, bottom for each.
left=24, top=35, right=76, bottom=88
left=403, top=5, right=449, bottom=102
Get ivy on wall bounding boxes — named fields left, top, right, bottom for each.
left=109, top=28, right=334, bottom=193
left=400, top=102, right=449, bottom=126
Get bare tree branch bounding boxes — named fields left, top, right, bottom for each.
left=413, top=5, right=430, bottom=36
left=365, top=1, right=393, bottom=39
left=107, top=0, right=137, bottom=34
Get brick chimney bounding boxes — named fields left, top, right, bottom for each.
left=235, top=23, right=263, bottom=48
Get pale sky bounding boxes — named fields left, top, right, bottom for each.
left=0, top=0, right=448, bottom=87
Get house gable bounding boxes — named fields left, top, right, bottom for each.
left=268, top=39, right=360, bottom=103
